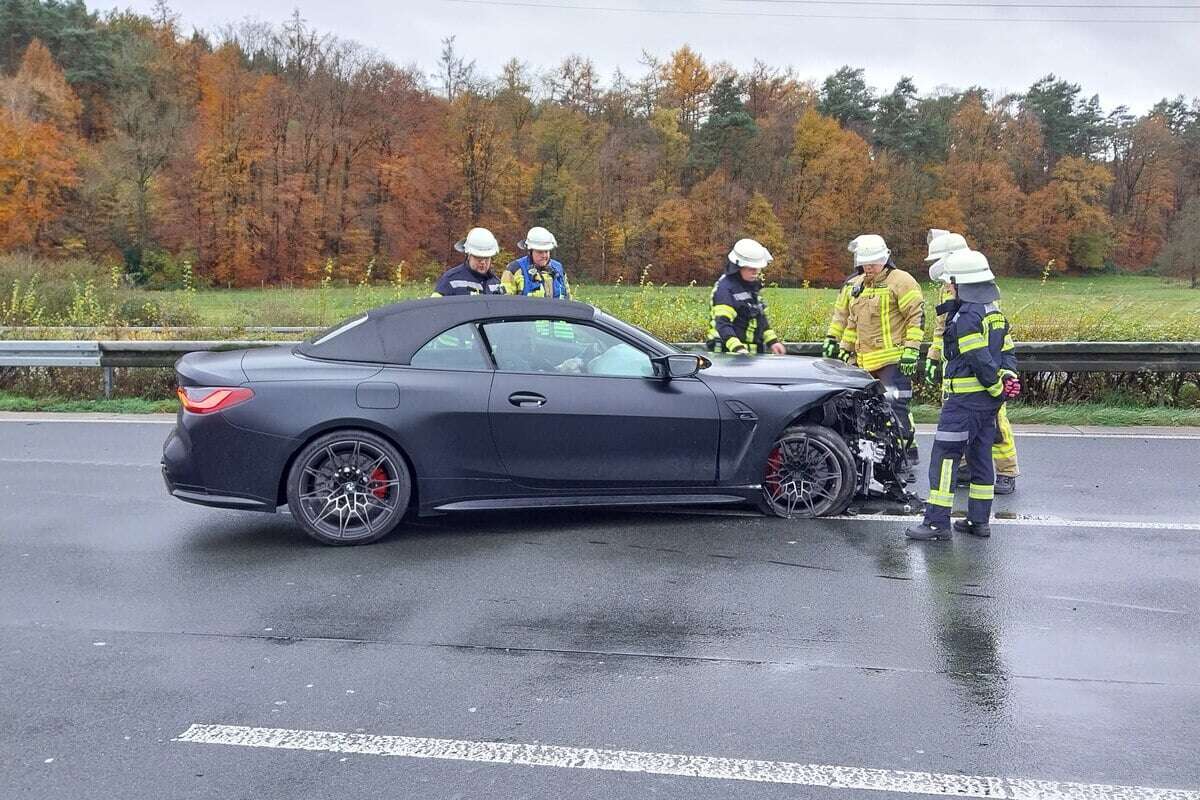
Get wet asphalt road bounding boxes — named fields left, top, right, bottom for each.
left=2, top=415, right=1199, bottom=799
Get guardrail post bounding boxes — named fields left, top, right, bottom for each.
left=103, top=366, right=114, bottom=399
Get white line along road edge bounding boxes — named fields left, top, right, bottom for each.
left=175, top=724, right=1200, bottom=800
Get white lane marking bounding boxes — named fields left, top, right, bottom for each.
left=835, top=514, right=1200, bottom=532
left=1009, top=432, right=1200, bottom=441
left=0, top=458, right=156, bottom=468
left=0, top=416, right=174, bottom=425
left=175, top=723, right=1200, bottom=800
left=1045, top=596, right=1185, bottom=615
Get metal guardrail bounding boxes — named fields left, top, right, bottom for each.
left=4, top=340, right=1200, bottom=373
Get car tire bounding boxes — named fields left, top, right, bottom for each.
left=286, top=429, right=412, bottom=546
left=760, top=424, right=856, bottom=518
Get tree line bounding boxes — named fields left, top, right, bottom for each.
left=2, top=0, right=1199, bottom=288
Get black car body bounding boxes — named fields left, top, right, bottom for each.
left=163, top=296, right=912, bottom=545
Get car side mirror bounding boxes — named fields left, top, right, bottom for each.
left=652, top=354, right=703, bottom=380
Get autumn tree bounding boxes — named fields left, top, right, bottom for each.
left=786, top=108, right=877, bottom=283
left=1021, top=156, right=1114, bottom=271
left=0, top=39, right=82, bottom=251
left=1158, top=195, right=1200, bottom=288
left=743, top=191, right=789, bottom=279
left=1109, top=117, right=1178, bottom=268
left=659, top=45, right=711, bottom=134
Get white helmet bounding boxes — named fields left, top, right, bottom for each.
left=454, top=227, right=500, bottom=258
left=926, top=230, right=969, bottom=282
left=728, top=238, right=773, bottom=270
left=518, top=226, right=557, bottom=251
left=848, top=234, right=889, bottom=266
left=925, top=229, right=968, bottom=262
left=940, top=249, right=995, bottom=284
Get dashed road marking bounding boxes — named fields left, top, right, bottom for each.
left=175, top=723, right=1200, bottom=800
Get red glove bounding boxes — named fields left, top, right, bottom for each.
left=1001, top=374, right=1022, bottom=399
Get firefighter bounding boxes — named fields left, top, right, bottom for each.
left=432, top=227, right=505, bottom=297
left=906, top=249, right=1021, bottom=541
left=837, top=234, right=924, bottom=463
left=822, top=262, right=863, bottom=360
left=502, top=226, right=571, bottom=299
left=925, top=230, right=1020, bottom=494
left=706, top=238, right=786, bottom=355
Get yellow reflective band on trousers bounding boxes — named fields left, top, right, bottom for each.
left=969, top=483, right=995, bottom=501
left=928, top=458, right=956, bottom=507
left=993, top=403, right=1019, bottom=476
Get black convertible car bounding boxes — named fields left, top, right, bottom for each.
left=162, top=296, right=913, bottom=545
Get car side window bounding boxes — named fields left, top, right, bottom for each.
left=410, top=323, right=492, bottom=371
left=481, top=320, right=654, bottom=378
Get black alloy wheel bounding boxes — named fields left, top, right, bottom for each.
left=761, top=424, right=856, bottom=518
left=286, top=430, right=412, bottom=545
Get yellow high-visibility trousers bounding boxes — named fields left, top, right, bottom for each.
left=992, top=402, right=1019, bottom=478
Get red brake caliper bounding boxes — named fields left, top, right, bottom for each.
left=765, top=446, right=782, bottom=496
left=370, top=467, right=389, bottom=499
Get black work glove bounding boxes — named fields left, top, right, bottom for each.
left=822, top=336, right=840, bottom=359
left=899, top=347, right=920, bottom=377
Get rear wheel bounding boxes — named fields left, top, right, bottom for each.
left=286, top=430, right=411, bottom=546
left=760, top=424, right=856, bottom=518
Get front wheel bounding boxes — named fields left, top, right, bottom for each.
left=760, top=424, right=856, bottom=518
left=286, top=430, right=412, bottom=546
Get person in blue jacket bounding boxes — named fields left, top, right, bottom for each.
left=705, top=238, right=786, bottom=355
left=502, top=227, right=570, bottom=299
left=907, top=249, right=1021, bottom=541
left=432, top=227, right=505, bottom=297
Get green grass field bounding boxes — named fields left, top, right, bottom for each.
left=170, top=274, right=1200, bottom=343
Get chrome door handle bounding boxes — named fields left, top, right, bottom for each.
left=508, top=392, right=547, bottom=408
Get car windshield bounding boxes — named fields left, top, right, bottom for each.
left=594, top=311, right=678, bottom=355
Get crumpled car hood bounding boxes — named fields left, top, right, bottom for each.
left=698, top=353, right=876, bottom=387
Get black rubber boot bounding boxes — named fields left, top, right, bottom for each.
left=906, top=446, right=920, bottom=465
left=906, top=522, right=950, bottom=541
left=953, top=519, right=991, bottom=538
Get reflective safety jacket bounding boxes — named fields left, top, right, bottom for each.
left=501, top=255, right=570, bottom=298
left=838, top=267, right=925, bottom=372
left=707, top=271, right=780, bottom=353
left=824, top=268, right=864, bottom=342
left=927, top=284, right=954, bottom=362
left=432, top=263, right=504, bottom=297
left=940, top=298, right=1018, bottom=407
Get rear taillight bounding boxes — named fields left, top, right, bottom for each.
left=177, top=386, right=254, bottom=414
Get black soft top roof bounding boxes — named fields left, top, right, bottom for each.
left=296, top=295, right=599, bottom=364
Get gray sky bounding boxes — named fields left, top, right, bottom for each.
left=94, top=0, right=1199, bottom=112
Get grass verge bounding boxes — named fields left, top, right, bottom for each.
left=0, top=391, right=177, bottom=414
left=911, top=403, right=1200, bottom=427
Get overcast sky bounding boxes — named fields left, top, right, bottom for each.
left=92, top=0, right=1199, bottom=113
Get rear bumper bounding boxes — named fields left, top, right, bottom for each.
left=161, top=423, right=279, bottom=513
